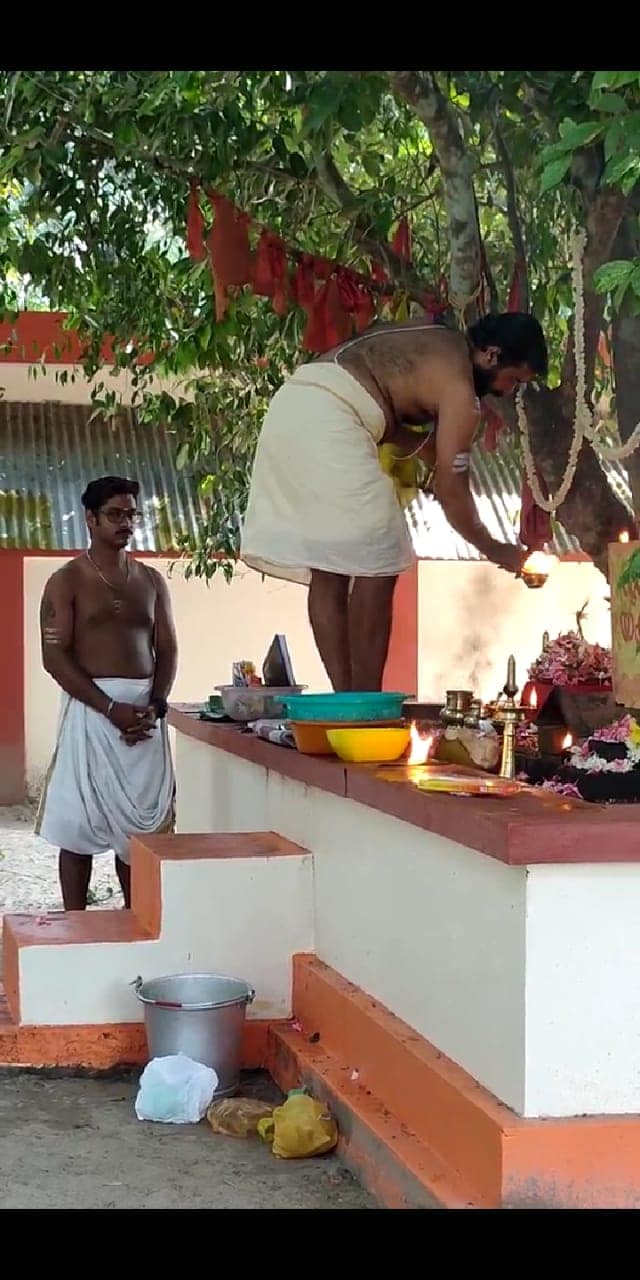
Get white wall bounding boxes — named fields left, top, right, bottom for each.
left=175, top=733, right=528, bottom=1114
left=173, top=731, right=640, bottom=1117
left=417, top=560, right=611, bottom=702
left=0, top=362, right=187, bottom=407
left=19, top=846, right=314, bottom=1025
left=525, top=863, right=640, bottom=1117
left=24, top=556, right=328, bottom=789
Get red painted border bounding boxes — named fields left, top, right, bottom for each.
left=0, top=312, right=153, bottom=366
left=169, top=710, right=640, bottom=867
left=0, top=551, right=25, bottom=802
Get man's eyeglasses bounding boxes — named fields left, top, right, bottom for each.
left=100, top=507, right=143, bottom=526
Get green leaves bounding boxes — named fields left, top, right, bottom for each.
left=594, top=260, right=640, bottom=310
left=0, top=67, right=634, bottom=575
left=540, top=156, right=573, bottom=193
left=592, top=71, right=640, bottom=93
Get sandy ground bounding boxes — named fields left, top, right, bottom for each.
left=0, top=1070, right=374, bottom=1210
left=0, top=803, right=123, bottom=915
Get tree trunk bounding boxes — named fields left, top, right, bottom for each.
left=610, top=213, right=640, bottom=513
left=387, top=79, right=629, bottom=574
left=517, top=385, right=629, bottom=576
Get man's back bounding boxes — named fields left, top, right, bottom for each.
left=318, top=322, right=474, bottom=433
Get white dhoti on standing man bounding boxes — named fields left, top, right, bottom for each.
left=241, top=362, right=414, bottom=585
left=36, top=676, right=175, bottom=865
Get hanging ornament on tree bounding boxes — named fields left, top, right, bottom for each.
left=290, top=254, right=317, bottom=313
left=207, top=192, right=254, bottom=321
left=391, top=215, right=412, bottom=263
left=253, top=231, right=290, bottom=316
left=302, top=273, right=353, bottom=352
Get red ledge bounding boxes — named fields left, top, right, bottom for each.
left=169, top=710, right=348, bottom=798
left=169, top=709, right=640, bottom=867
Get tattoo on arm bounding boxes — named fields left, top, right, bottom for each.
left=41, top=593, right=62, bottom=645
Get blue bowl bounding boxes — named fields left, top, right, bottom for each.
left=282, top=691, right=410, bottom=723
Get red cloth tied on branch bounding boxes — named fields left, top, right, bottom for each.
left=291, top=254, right=316, bottom=312
left=391, top=215, right=412, bottom=263
left=519, top=477, right=552, bottom=550
left=507, top=258, right=528, bottom=313
left=253, top=230, right=290, bottom=316
left=186, top=183, right=206, bottom=263
left=302, top=273, right=353, bottom=352
left=207, top=192, right=253, bottom=320
left=482, top=405, right=505, bottom=452
left=312, top=256, right=333, bottom=281
left=334, top=266, right=374, bottom=333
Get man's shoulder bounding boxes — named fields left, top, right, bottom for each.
left=139, top=562, right=167, bottom=592
left=43, top=556, right=86, bottom=594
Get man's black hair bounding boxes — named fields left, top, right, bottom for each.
left=468, top=312, right=548, bottom=379
left=81, top=475, right=140, bottom=515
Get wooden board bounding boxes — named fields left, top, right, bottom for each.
left=610, top=540, right=640, bottom=706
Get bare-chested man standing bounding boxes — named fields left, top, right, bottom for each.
left=241, top=312, right=548, bottom=691
left=37, top=476, right=177, bottom=910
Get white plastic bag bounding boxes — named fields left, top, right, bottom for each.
left=135, top=1053, right=219, bottom=1124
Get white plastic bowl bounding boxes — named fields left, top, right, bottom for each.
left=215, top=684, right=306, bottom=722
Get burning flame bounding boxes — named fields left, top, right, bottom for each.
left=619, top=530, right=630, bottom=544
left=529, top=688, right=538, bottom=710
left=522, top=550, right=555, bottom=575
left=562, top=732, right=573, bottom=750
left=408, top=723, right=432, bottom=765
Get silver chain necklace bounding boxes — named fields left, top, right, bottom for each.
left=85, top=550, right=130, bottom=613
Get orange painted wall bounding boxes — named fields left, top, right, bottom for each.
left=383, top=562, right=418, bottom=696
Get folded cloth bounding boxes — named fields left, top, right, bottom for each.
left=36, top=677, right=175, bottom=864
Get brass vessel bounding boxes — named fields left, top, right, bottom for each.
left=440, top=689, right=474, bottom=728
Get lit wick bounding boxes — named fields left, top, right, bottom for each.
left=619, top=530, right=630, bottom=544
left=562, top=732, right=573, bottom=751
left=408, top=723, right=432, bottom=766
left=529, top=687, right=538, bottom=710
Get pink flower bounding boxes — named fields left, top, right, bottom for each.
left=541, top=779, right=581, bottom=798
left=528, top=630, right=612, bottom=686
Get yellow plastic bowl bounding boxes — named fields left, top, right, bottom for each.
left=326, top=726, right=411, bottom=763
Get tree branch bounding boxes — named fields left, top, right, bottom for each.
left=390, top=70, right=481, bottom=320
left=493, top=121, right=529, bottom=311
left=559, top=174, right=626, bottom=413
left=313, top=153, right=428, bottom=303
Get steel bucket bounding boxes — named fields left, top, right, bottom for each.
left=134, top=972, right=255, bottom=1098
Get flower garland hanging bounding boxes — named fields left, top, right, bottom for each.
left=518, top=227, right=640, bottom=515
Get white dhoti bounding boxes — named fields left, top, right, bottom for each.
left=36, top=677, right=175, bottom=865
left=240, top=362, right=414, bottom=586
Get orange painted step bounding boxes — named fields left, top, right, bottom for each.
left=269, top=956, right=640, bottom=1210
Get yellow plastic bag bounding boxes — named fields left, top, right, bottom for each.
left=206, top=1096, right=273, bottom=1138
left=257, top=1090, right=338, bottom=1159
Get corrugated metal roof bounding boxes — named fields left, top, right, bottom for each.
left=407, top=436, right=634, bottom=560
left=0, top=401, right=207, bottom=552
left=0, top=399, right=633, bottom=558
